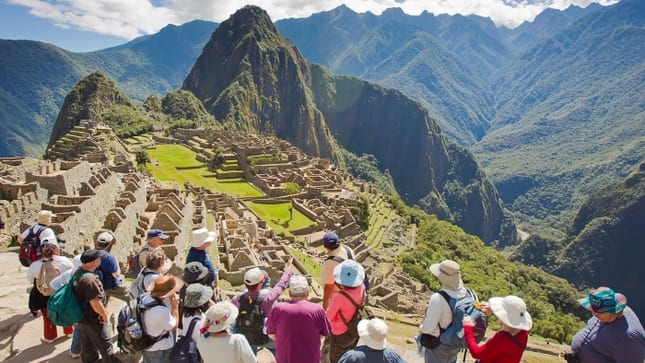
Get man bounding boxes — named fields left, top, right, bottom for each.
left=133, top=229, right=168, bottom=276
left=338, top=318, right=406, bottom=363
left=266, top=274, right=331, bottom=363
left=232, top=257, right=294, bottom=354
left=185, top=228, right=217, bottom=287
left=321, top=231, right=355, bottom=309
left=18, top=210, right=57, bottom=244
left=419, top=259, right=478, bottom=363
left=73, top=249, right=121, bottom=363
left=568, top=286, right=645, bottom=363
left=95, top=231, right=127, bottom=303
left=140, top=275, right=181, bottom=362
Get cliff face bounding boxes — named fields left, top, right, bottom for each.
left=48, top=71, right=136, bottom=147
left=182, top=6, right=337, bottom=160
left=182, top=5, right=516, bottom=245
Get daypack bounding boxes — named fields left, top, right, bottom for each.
left=438, top=288, right=487, bottom=348
left=47, top=271, right=89, bottom=326
left=126, top=246, right=149, bottom=278
left=128, top=268, right=159, bottom=299
left=235, top=291, right=269, bottom=346
left=36, top=259, right=61, bottom=296
left=18, top=225, right=49, bottom=267
left=170, top=316, right=202, bottom=363
left=117, top=294, right=169, bottom=354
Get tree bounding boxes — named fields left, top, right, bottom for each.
left=208, top=147, right=225, bottom=171
left=284, top=182, right=300, bottom=195
left=134, top=148, right=150, bottom=167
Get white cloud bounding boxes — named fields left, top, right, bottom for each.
left=6, top=0, right=618, bottom=40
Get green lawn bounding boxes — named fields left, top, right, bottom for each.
left=246, top=201, right=316, bottom=236
left=145, top=144, right=264, bottom=197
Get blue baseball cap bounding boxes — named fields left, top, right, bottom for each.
left=147, top=229, right=169, bottom=239
left=323, top=232, right=340, bottom=248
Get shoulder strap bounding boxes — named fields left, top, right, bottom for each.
left=185, top=316, right=201, bottom=336
left=337, top=290, right=362, bottom=328
left=502, top=331, right=525, bottom=350
left=343, top=245, right=354, bottom=260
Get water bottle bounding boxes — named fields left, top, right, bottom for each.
left=126, top=317, right=142, bottom=339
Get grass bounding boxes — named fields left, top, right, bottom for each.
left=245, top=201, right=316, bottom=237
left=145, top=144, right=264, bottom=197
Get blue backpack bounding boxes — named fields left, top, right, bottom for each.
left=439, top=288, right=487, bottom=348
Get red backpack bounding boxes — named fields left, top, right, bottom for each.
left=18, top=225, right=48, bottom=267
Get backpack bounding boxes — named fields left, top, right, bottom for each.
left=126, top=246, right=149, bottom=278
left=335, top=290, right=372, bottom=341
left=117, top=294, right=169, bottom=354
left=170, top=317, right=202, bottom=363
left=128, top=268, right=158, bottom=299
left=36, top=259, right=61, bottom=296
left=47, top=271, right=89, bottom=326
left=438, top=288, right=487, bottom=348
left=18, top=225, right=48, bottom=267
left=234, top=291, right=269, bottom=346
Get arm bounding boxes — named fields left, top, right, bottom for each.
left=89, top=298, right=109, bottom=324
left=263, top=257, right=294, bottom=309
left=169, top=293, right=179, bottom=330
left=323, top=283, right=336, bottom=310
left=268, top=334, right=276, bottom=341
left=419, top=293, right=444, bottom=335
left=463, top=326, right=505, bottom=359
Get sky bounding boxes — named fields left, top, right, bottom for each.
left=0, top=0, right=617, bottom=52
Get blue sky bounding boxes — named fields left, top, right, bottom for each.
left=0, top=0, right=617, bottom=53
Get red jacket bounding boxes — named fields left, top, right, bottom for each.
left=464, top=325, right=528, bottom=363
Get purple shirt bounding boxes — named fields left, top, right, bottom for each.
left=232, top=268, right=293, bottom=315
left=266, top=300, right=331, bottom=363
left=571, top=306, right=645, bottom=363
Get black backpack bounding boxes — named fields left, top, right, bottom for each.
left=234, top=292, right=269, bottom=346
left=170, top=317, right=202, bottom=363
left=117, top=294, right=169, bottom=354
left=18, top=225, right=49, bottom=267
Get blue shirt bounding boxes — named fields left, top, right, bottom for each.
left=338, top=346, right=407, bottom=363
left=99, top=253, right=120, bottom=290
left=571, top=306, right=645, bottom=363
left=185, top=248, right=216, bottom=286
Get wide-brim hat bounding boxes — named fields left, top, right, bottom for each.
left=358, top=318, right=387, bottom=350
left=183, top=261, right=209, bottom=283
left=430, top=259, right=463, bottom=291
left=205, top=301, right=238, bottom=333
left=183, top=284, right=213, bottom=308
left=489, top=295, right=533, bottom=331
left=191, top=228, right=216, bottom=248
left=333, top=260, right=365, bottom=288
left=578, top=286, right=627, bottom=314
left=37, top=210, right=56, bottom=226
left=148, top=275, right=182, bottom=299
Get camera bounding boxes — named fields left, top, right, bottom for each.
left=563, top=352, right=580, bottom=363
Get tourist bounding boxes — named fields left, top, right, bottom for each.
left=25, top=238, right=74, bottom=343
left=338, top=318, right=407, bottom=363
left=179, top=261, right=212, bottom=320
left=94, top=230, right=127, bottom=303
left=232, top=257, right=294, bottom=354
left=462, top=295, right=531, bottom=363
left=566, top=287, right=645, bottom=362
left=134, top=228, right=168, bottom=274
left=129, top=247, right=170, bottom=299
left=193, top=301, right=256, bottom=363
left=73, top=249, right=121, bottom=363
left=185, top=228, right=217, bottom=287
left=18, top=210, right=57, bottom=245
left=266, top=274, right=331, bottom=363
left=419, top=259, right=482, bottom=363
left=179, top=283, right=213, bottom=334
left=321, top=231, right=355, bottom=309
left=327, top=259, right=366, bottom=363
left=140, top=275, right=181, bottom=363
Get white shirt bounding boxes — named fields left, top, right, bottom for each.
left=193, top=327, right=256, bottom=363
left=21, top=224, right=56, bottom=242
left=26, top=255, right=74, bottom=282
left=178, top=313, right=204, bottom=337
left=419, top=287, right=468, bottom=336
left=140, top=294, right=176, bottom=351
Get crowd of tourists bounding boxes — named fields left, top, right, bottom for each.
left=20, top=210, right=645, bottom=362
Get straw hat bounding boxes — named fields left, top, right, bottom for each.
left=489, top=295, right=533, bottom=331
left=37, top=210, right=56, bottom=226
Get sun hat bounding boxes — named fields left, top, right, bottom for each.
left=80, top=248, right=102, bottom=263
left=333, top=260, right=365, bottom=288
left=358, top=318, right=388, bottom=350
left=149, top=275, right=182, bottom=299
left=37, top=210, right=56, bottom=226
left=244, top=267, right=265, bottom=285
left=323, top=232, right=340, bottom=249
left=191, top=228, right=216, bottom=248
left=430, top=259, right=464, bottom=291
left=183, top=284, right=213, bottom=308
left=288, top=275, right=309, bottom=295
left=204, top=301, right=238, bottom=333
left=578, top=286, right=627, bottom=314
left=147, top=229, right=169, bottom=239
left=489, top=295, right=533, bottom=331
left=183, top=261, right=209, bottom=283
left=96, top=231, right=114, bottom=246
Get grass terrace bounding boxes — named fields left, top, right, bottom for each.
left=146, top=144, right=264, bottom=197
left=246, top=201, right=316, bottom=237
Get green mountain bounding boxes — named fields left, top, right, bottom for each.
left=182, top=6, right=517, bottom=246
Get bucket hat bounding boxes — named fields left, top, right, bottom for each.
left=333, top=260, right=365, bottom=288
left=578, top=287, right=627, bottom=314
left=489, top=295, right=533, bottom=330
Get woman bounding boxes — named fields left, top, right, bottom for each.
left=129, top=247, right=170, bottom=299
left=326, top=260, right=367, bottom=363
left=179, top=283, right=213, bottom=332
left=26, top=237, right=74, bottom=343
left=463, top=295, right=532, bottom=363
left=192, top=301, right=256, bottom=363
